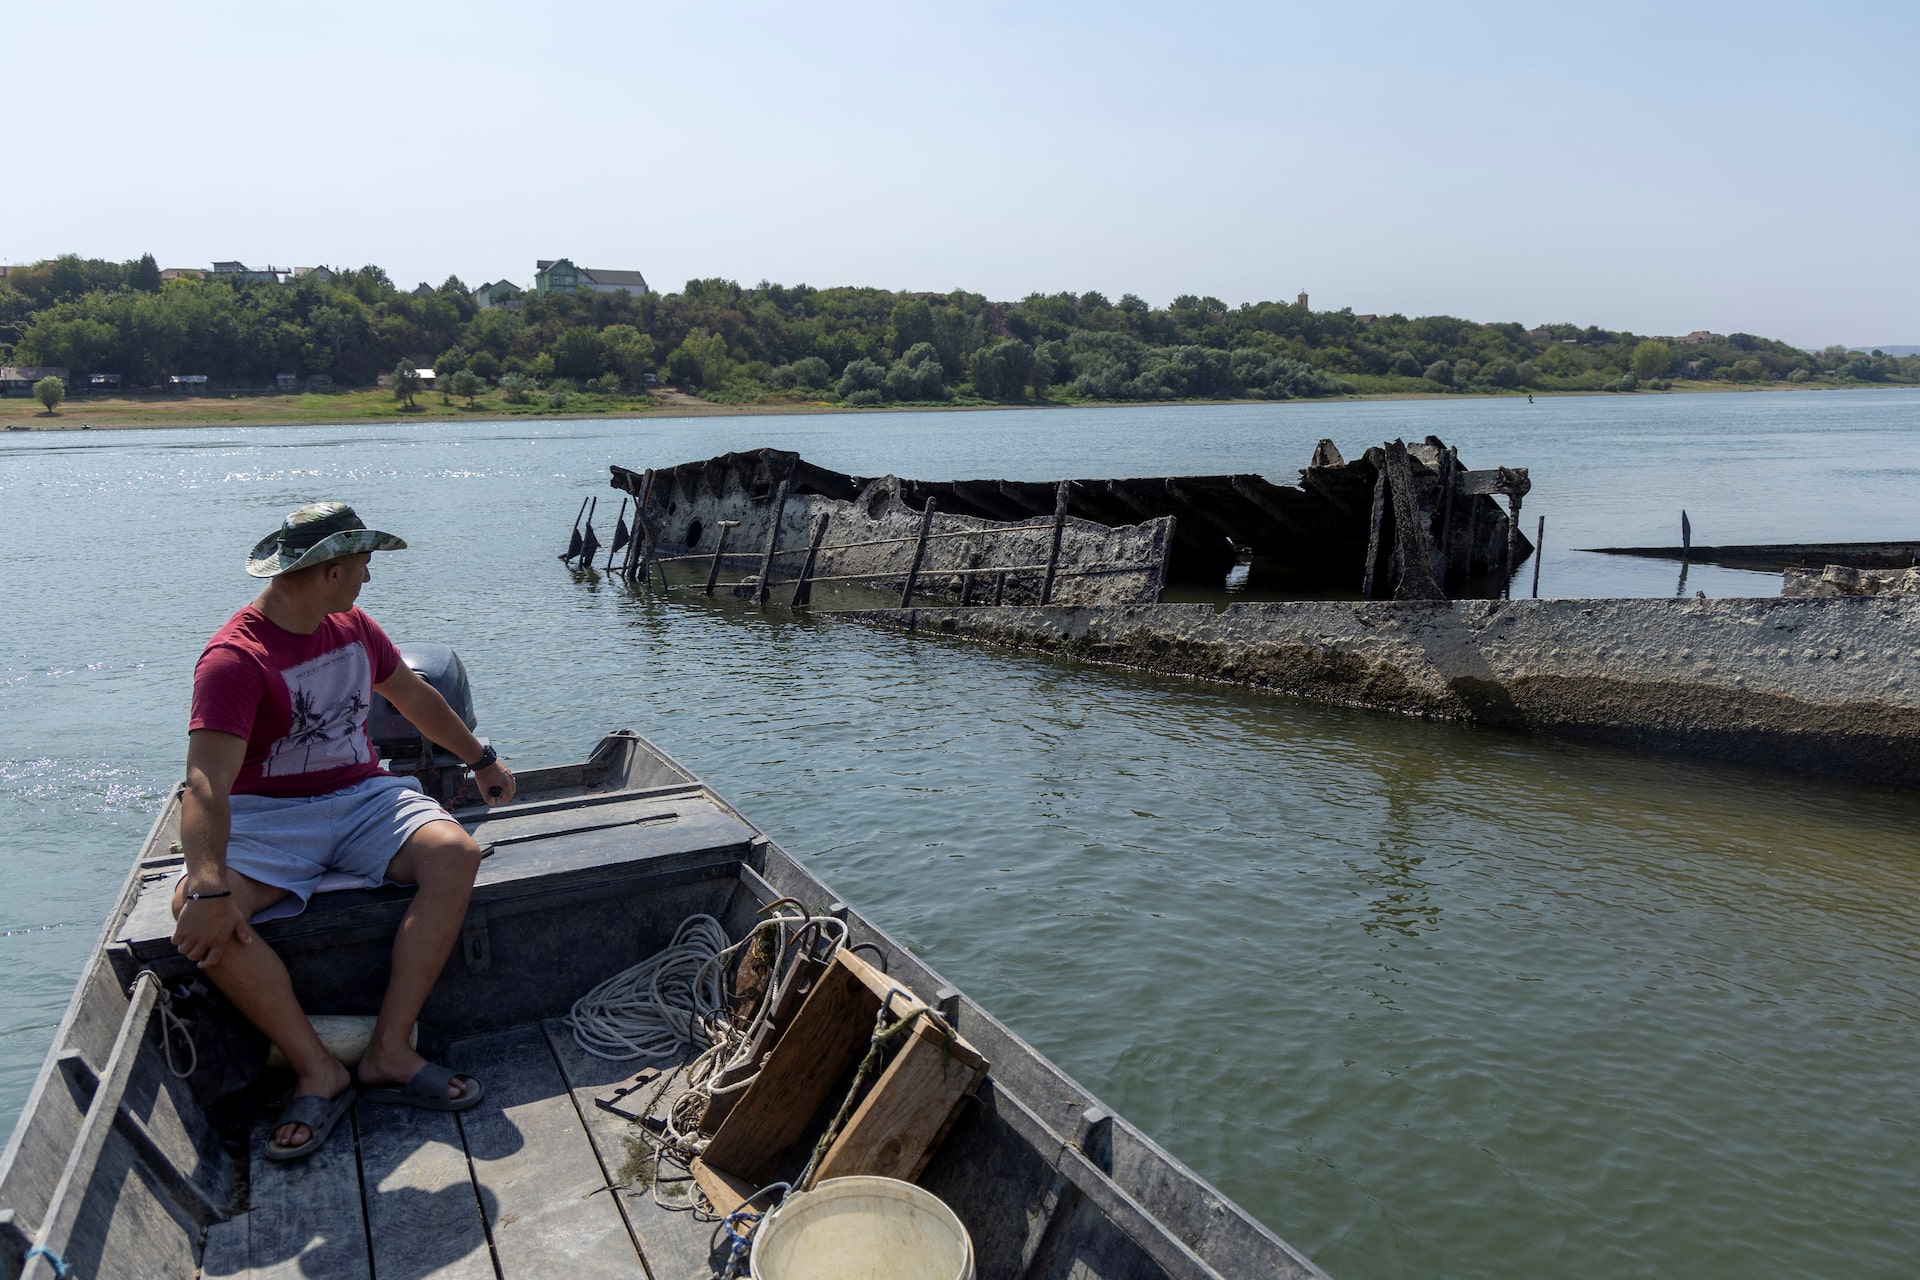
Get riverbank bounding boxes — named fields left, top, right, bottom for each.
left=2, top=377, right=1902, bottom=432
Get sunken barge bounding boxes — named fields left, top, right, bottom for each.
left=587, top=437, right=1533, bottom=606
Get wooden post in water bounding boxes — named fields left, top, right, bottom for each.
left=1501, top=496, right=1521, bottom=600
left=604, top=498, right=628, bottom=573
left=1150, top=516, right=1176, bottom=603
left=561, top=496, right=589, bottom=564
left=790, top=514, right=831, bottom=608
left=958, top=542, right=979, bottom=607
left=754, top=479, right=791, bottom=605
left=580, top=497, right=599, bottom=568
left=624, top=469, right=655, bottom=583
left=1531, top=515, right=1544, bottom=599
left=1384, top=440, right=1444, bottom=600
left=993, top=571, right=1007, bottom=606
left=1681, top=509, right=1692, bottom=562
left=1039, top=481, right=1070, bottom=605
left=1437, top=445, right=1459, bottom=588
left=900, top=496, right=938, bottom=607
left=704, top=520, right=740, bottom=595
left=1360, top=451, right=1389, bottom=600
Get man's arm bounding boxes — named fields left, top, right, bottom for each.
left=174, top=730, right=254, bottom=967
left=373, top=662, right=517, bottom=804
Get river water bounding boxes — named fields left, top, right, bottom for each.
left=3, top=390, right=1918, bottom=1278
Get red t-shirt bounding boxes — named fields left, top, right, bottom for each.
left=190, top=605, right=402, bottom=798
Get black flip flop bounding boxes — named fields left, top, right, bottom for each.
left=264, top=1086, right=355, bottom=1161
left=359, top=1061, right=484, bottom=1112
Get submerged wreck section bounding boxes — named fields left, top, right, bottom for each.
left=611, top=451, right=1174, bottom=606
left=837, top=597, right=1920, bottom=787
left=1587, top=540, right=1920, bottom=575
left=603, top=437, right=1533, bottom=603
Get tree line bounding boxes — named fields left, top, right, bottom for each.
left=3, top=253, right=1914, bottom=406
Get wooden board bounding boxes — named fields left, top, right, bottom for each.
left=221, top=1112, right=371, bottom=1279
left=688, top=1156, right=762, bottom=1221
left=448, top=1026, right=646, bottom=1278
left=542, top=1021, right=719, bottom=1280
left=696, top=949, right=890, bottom=1185
left=355, top=1098, right=493, bottom=1280
left=812, top=1016, right=986, bottom=1184
left=698, top=948, right=986, bottom=1197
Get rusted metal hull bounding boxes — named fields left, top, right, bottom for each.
left=608, top=437, right=1531, bottom=602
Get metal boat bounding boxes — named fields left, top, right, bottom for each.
left=0, top=715, right=1327, bottom=1279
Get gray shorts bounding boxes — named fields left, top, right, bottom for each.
left=218, top=774, right=454, bottom=923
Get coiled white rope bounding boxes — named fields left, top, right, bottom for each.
left=567, top=914, right=734, bottom=1060
left=566, top=910, right=849, bottom=1069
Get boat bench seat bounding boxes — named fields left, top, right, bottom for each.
left=111, top=783, right=761, bottom=1036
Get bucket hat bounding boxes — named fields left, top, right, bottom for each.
left=246, top=501, right=407, bottom=577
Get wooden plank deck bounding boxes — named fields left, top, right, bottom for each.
left=202, top=1024, right=713, bottom=1278
left=541, top=1020, right=718, bottom=1280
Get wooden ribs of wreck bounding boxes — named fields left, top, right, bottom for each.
left=608, top=437, right=1532, bottom=604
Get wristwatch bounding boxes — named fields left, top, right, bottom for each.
left=470, top=744, right=498, bottom=771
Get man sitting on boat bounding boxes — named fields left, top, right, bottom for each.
left=170, top=502, right=518, bottom=1160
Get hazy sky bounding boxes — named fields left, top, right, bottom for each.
left=12, top=1, right=1916, bottom=346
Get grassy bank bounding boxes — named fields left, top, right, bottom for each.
left=1, top=377, right=1903, bottom=433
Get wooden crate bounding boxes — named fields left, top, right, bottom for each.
left=691, top=949, right=986, bottom=1215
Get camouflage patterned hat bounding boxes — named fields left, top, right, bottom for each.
left=245, top=502, right=407, bottom=577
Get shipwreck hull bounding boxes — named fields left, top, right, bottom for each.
left=612, top=453, right=1173, bottom=606
left=607, top=437, right=1532, bottom=603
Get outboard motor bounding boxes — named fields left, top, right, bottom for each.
left=370, top=642, right=482, bottom=805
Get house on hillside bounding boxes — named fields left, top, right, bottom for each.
left=473, top=280, right=524, bottom=310
left=168, top=374, right=209, bottom=392
left=1, top=365, right=68, bottom=395
left=211, top=262, right=287, bottom=284
left=534, top=258, right=650, bottom=296
left=291, top=266, right=335, bottom=283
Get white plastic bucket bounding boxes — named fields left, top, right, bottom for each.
left=752, top=1176, right=974, bottom=1280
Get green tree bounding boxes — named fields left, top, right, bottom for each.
left=884, top=342, right=947, bottom=401
left=1424, top=359, right=1452, bottom=385
left=449, top=368, right=482, bottom=406
left=1630, top=340, right=1673, bottom=381
left=128, top=253, right=162, bottom=293
left=836, top=357, right=885, bottom=400
left=885, top=300, right=935, bottom=358
left=392, top=358, right=422, bottom=408
left=34, top=376, right=64, bottom=414
left=551, top=326, right=607, bottom=381
left=600, top=325, right=656, bottom=386
left=969, top=339, right=1035, bottom=400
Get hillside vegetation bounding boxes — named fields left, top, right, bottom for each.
left=4, top=254, right=1915, bottom=409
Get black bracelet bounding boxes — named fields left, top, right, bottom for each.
left=471, top=744, right=498, bottom=770
left=185, top=889, right=232, bottom=900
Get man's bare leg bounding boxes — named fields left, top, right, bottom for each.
left=171, top=874, right=348, bottom=1149
left=356, top=820, right=483, bottom=1100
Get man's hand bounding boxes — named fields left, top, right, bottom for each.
left=172, top=895, right=256, bottom=969
left=476, top=759, right=516, bottom=805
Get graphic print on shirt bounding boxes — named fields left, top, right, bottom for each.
left=262, top=644, right=373, bottom=778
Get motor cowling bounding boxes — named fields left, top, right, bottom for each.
left=370, top=642, right=476, bottom=760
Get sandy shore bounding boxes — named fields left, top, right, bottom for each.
left=0, top=379, right=1897, bottom=434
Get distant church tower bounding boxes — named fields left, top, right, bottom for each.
left=1296, top=290, right=1309, bottom=310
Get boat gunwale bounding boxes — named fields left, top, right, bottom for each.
left=0, top=731, right=1330, bottom=1280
